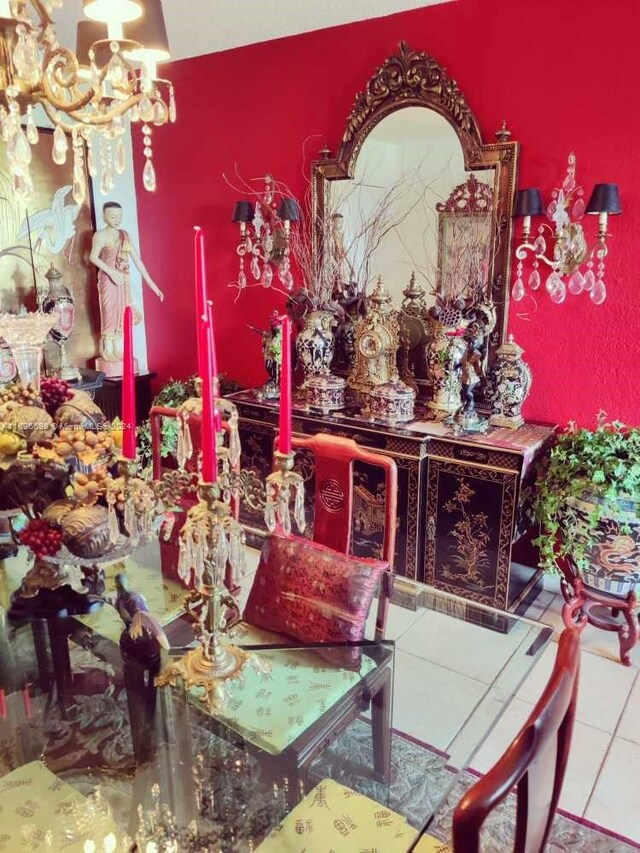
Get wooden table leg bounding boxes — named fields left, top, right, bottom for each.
left=371, top=663, right=392, bottom=783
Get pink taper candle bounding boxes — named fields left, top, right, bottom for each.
left=122, top=305, right=136, bottom=459
left=200, top=312, right=217, bottom=482
left=278, top=315, right=292, bottom=454
left=194, top=226, right=207, bottom=376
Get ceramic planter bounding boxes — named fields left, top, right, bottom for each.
left=566, top=492, right=640, bottom=595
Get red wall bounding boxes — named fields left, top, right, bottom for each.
left=135, top=0, right=640, bottom=427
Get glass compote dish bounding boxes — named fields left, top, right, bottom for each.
left=0, top=312, right=57, bottom=391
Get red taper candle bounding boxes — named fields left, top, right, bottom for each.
left=278, top=315, right=292, bottom=454
left=122, top=305, right=136, bottom=458
left=194, top=226, right=207, bottom=376
left=200, top=311, right=217, bottom=483
left=207, top=300, right=222, bottom=432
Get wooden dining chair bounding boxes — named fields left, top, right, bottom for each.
left=450, top=628, right=581, bottom=852
left=289, top=432, right=398, bottom=640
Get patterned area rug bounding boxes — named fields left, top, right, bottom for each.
left=312, top=719, right=640, bottom=852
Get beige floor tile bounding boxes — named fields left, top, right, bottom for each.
left=585, top=738, right=640, bottom=844
left=366, top=600, right=425, bottom=642
left=396, top=608, right=533, bottom=685
left=616, top=671, right=640, bottom=744
left=469, top=696, right=611, bottom=818
left=517, top=645, right=636, bottom=734
left=392, top=650, right=488, bottom=752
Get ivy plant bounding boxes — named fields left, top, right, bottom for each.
left=532, top=412, right=640, bottom=574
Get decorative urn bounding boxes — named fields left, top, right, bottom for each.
left=485, top=334, right=532, bottom=429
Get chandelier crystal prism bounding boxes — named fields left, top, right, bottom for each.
left=0, top=0, right=175, bottom=205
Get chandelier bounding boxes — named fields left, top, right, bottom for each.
left=0, top=0, right=175, bottom=205
left=511, top=153, right=621, bottom=306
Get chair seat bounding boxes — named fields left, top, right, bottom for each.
left=187, top=623, right=377, bottom=755
left=0, top=760, right=119, bottom=850
left=256, top=778, right=451, bottom=851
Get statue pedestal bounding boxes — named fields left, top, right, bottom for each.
left=96, top=357, right=140, bottom=378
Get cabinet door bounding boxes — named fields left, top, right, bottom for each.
left=424, top=456, right=518, bottom=609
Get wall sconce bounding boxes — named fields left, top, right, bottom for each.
left=511, top=153, right=621, bottom=305
left=231, top=176, right=300, bottom=292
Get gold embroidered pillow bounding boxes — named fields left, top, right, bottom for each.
left=243, top=534, right=388, bottom=667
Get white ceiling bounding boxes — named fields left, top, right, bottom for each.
left=53, top=0, right=453, bottom=61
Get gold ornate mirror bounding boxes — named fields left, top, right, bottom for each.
left=312, top=42, right=519, bottom=396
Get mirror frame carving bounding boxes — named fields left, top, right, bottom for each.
left=312, top=41, right=520, bottom=390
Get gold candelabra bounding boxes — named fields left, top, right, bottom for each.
left=155, top=481, right=267, bottom=711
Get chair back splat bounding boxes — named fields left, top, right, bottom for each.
left=452, top=628, right=581, bottom=853
left=287, top=433, right=398, bottom=640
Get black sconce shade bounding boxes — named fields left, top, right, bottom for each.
left=513, top=188, right=545, bottom=218
left=232, top=201, right=255, bottom=223
left=276, top=197, right=300, bottom=222
left=76, top=20, right=108, bottom=64
left=586, top=183, right=622, bottom=215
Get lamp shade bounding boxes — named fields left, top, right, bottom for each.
left=232, top=201, right=255, bottom=223
left=76, top=20, right=108, bottom=64
left=84, top=0, right=143, bottom=24
left=276, top=197, right=300, bottom=223
left=586, top=183, right=622, bottom=215
left=513, top=188, right=545, bottom=218
left=124, top=0, right=170, bottom=63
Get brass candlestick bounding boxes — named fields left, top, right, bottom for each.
left=264, top=450, right=306, bottom=536
left=155, top=481, right=267, bottom=710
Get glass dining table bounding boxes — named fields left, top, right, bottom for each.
left=0, top=544, right=551, bottom=851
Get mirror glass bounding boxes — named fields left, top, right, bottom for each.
left=326, top=107, right=495, bottom=309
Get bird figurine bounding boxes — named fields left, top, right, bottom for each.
left=113, top=572, right=170, bottom=651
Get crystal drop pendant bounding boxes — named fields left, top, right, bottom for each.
left=115, top=138, right=126, bottom=175
left=250, top=256, right=260, bottom=280
left=99, top=166, right=114, bottom=196
left=590, top=278, right=607, bottom=305
left=72, top=171, right=86, bottom=205
left=87, top=145, right=97, bottom=178
left=169, top=88, right=177, bottom=123
left=52, top=125, right=68, bottom=165
left=261, top=264, right=273, bottom=288
left=562, top=173, right=576, bottom=193
left=546, top=201, right=557, bottom=220
left=568, top=270, right=584, bottom=295
left=511, top=277, right=525, bottom=302
left=25, top=111, right=38, bottom=145
left=238, top=270, right=247, bottom=289
left=11, top=128, right=31, bottom=166
left=153, top=101, right=168, bottom=126
left=545, top=271, right=560, bottom=293
left=283, top=269, right=294, bottom=290
left=143, top=158, right=156, bottom=192
left=572, top=197, right=585, bottom=219
left=550, top=281, right=566, bottom=304
left=13, top=172, right=29, bottom=201
left=583, top=269, right=596, bottom=292
left=533, top=234, right=546, bottom=256
left=139, top=97, right=154, bottom=123
left=528, top=269, right=541, bottom=291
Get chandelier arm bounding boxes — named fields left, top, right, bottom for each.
left=514, top=243, right=556, bottom=269
left=38, top=91, right=148, bottom=131
left=39, top=47, right=97, bottom=113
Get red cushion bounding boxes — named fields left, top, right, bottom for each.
left=243, top=534, right=388, bottom=667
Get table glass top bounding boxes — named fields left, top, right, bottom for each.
left=0, top=543, right=551, bottom=851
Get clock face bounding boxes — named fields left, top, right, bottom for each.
left=359, top=332, right=383, bottom=357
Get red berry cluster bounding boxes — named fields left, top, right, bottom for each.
left=19, top=518, right=63, bottom=558
left=40, top=378, right=73, bottom=416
